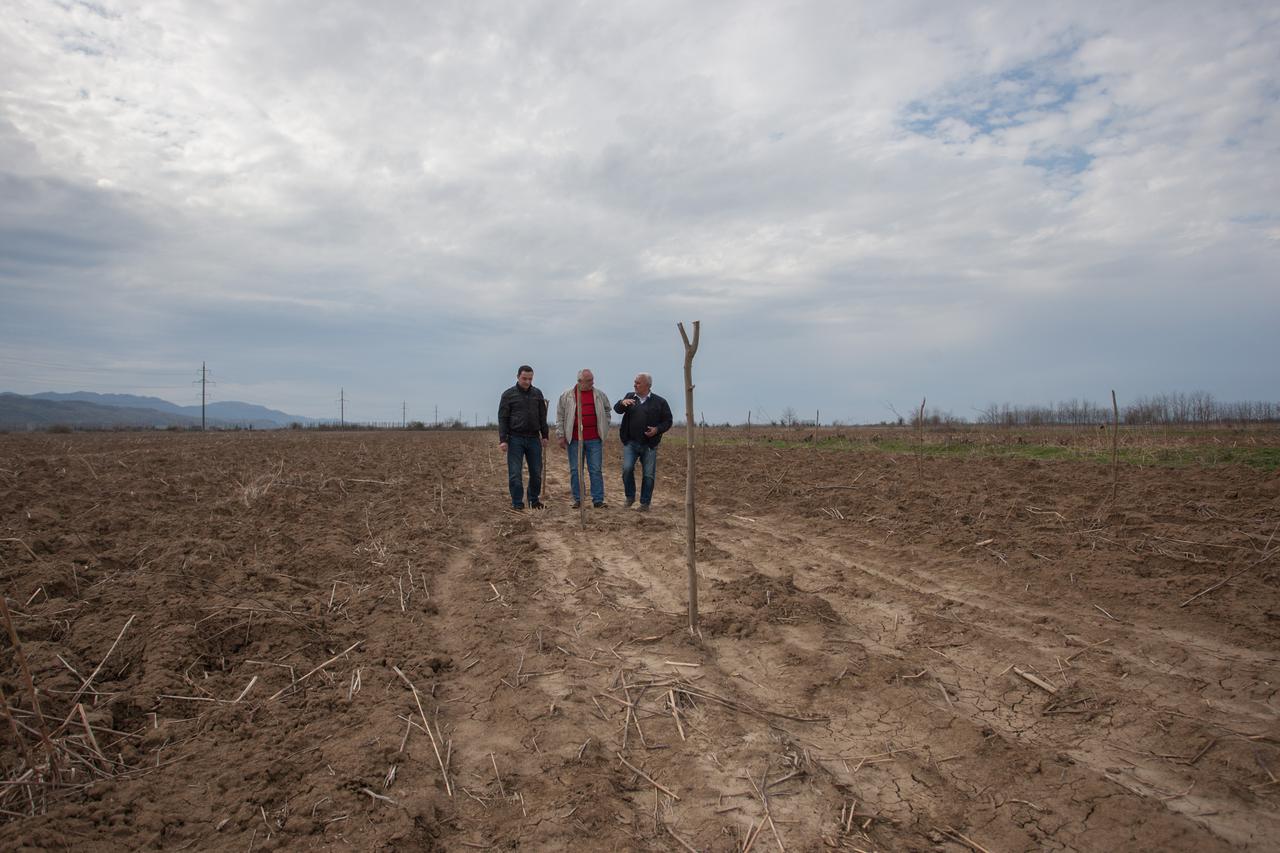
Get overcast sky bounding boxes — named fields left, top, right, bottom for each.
left=2, top=1, right=1276, bottom=424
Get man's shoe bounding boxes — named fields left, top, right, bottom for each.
left=530, top=501, right=544, bottom=509
left=637, top=503, right=650, bottom=512
left=593, top=501, right=607, bottom=509
left=624, top=500, right=635, bottom=508
left=570, top=501, right=581, bottom=509
left=511, top=504, right=524, bottom=511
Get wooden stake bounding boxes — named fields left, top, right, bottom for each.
left=1110, top=389, right=1119, bottom=502
left=917, top=396, right=926, bottom=478
left=678, top=321, right=700, bottom=633
left=577, top=380, right=587, bottom=527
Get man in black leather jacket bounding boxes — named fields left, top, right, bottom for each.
left=497, top=365, right=549, bottom=510
left=613, top=372, right=673, bottom=510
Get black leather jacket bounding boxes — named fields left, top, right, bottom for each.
left=613, top=392, right=673, bottom=447
left=498, top=384, right=549, bottom=443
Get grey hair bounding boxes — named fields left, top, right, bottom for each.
left=635, top=372, right=653, bottom=385
left=577, top=368, right=593, bottom=381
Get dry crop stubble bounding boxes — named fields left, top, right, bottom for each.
left=0, top=427, right=1276, bottom=849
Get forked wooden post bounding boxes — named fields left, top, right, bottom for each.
left=678, top=321, right=701, bottom=633
left=1110, top=389, right=1119, bottom=502
left=916, top=396, right=926, bottom=477
left=576, top=381, right=587, bottom=527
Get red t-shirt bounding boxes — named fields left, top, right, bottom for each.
left=572, top=389, right=600, bottom=441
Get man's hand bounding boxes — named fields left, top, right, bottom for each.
left=541, top=437, right=549, bottom=447
left=499, top=442, right=508, bottom=451
left=643, top=426, right=658, bottom=438
left=621, top=398, right=636, bottom=408
left=558, top=437, right=568, bottom=449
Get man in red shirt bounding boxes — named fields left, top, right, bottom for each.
left=556, top=369, right=612, bottom=508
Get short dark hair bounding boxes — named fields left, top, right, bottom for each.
left=517, top=365, right=534, bottom=375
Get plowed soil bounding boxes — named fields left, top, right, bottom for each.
left=1, top=429, right=1278, bottom=851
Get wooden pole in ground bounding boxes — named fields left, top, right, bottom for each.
left=577, top=379, right=587, bottom=527
left=917, top=396, right=926, bottom=477
left=1110, top=389, right=1119, bottom=502
left=678, top=321, right=701, bottom=633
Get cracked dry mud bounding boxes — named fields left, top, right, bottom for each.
left=1, top=429, right=1277, bottom=851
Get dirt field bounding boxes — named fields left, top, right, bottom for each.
left=1, top=428, right=1278, bottom=851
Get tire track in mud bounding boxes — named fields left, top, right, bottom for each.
left=696, top=504, right=1271, bottom=850
left=523, top=506, right=888, bottom=850
left=421, top=511, right=733, bottom=850
left=420, top=502, right=966, bottom=850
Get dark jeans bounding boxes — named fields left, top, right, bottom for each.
left=506, top=434, right=542, bottom=507
left=621, top=440, right=658, bottom=506
left=567, top=438, right=604, bottom=504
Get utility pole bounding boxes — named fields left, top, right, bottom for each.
left=201, top=362, right=207, bottom=431
left=340, top=388, right=346, bottom=428
left=434, top=404, right=438, bottom=428
left=816, top=409, right=820, bottom=427
left=402, top=401, right=407, bottom=429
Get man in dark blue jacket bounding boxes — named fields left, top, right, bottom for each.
left=613, top=372, right=673, bottom=511
left=498, top=365, right=549, bottom=510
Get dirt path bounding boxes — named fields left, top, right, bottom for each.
left=1, top=430, right=1276, bottom=850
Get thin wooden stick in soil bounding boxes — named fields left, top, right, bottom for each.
left=0, top=594, right=61, bottom=780
left=1012, top=667, right=1058, bottom=695
left=267, top=640, right=362, bottom=701
left=917, top=396, right=926, bottom=478
left=665, top=822, right=699, bottom=853
left=0, top=681, right=34, bottom=774
left=392, top=665, right=453, bottom=797
left=943, top=825, right=995, bottom=853
left=1180, top=530, right=1278, bottom=607
left=1110, top=389, right=1120, bottom=502
left=577, top=380, right=587, bottom=528
left=747, top=768, right=786, bottom=852
left=618, top=752, right=680, bottom=800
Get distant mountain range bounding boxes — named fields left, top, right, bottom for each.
left=0, top=392, right=316, bottom=430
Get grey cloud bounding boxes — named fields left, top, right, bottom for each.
left=1, top=1, right=1276, bottom=423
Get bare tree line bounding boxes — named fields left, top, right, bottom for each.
left=745, top=392, right=1279, bottom=429
left=975, top=392, right=1279, bottom=427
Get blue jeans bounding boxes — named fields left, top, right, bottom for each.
left=567, top=438, right=604, bottom=504
left=621, top=441, right=658, bottom=506
left=506, top=435, right=542, bottom=507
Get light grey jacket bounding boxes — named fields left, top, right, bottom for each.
left=556, top=386, right=612, bottom=441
